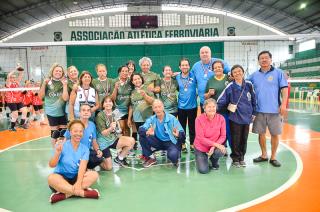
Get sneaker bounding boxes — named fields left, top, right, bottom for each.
left=269, top=159, right=281, bottom=167
left=181, top=144, right=187, bottom=153
left=253, top=156, right=268, bottom=163
left=232, top=161, right=241, bottom=168
left=21, top=123, right=28, bottom=129
left=239, top=161, right=246, bottom=167
left=138, top=154, right=148, bottom=162
left=84, top=188, right=100, bottom=199
left=49, top=192, right=66, bottom=204
left=160, top=150, right=166, bottom=156
left=142, top=158, right=157, bottom=168
left=114, top=157, right=129, bottom=167
left=9, top=127, right=16, bottom=132
left=190, top=145, right=195, bottom=153
left=212, top=163, right=220, bottom=170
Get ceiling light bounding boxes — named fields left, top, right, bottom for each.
left=300, top=3, right=307, bottom=9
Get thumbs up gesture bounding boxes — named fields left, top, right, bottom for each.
left=172, top=127, right=179, bottom=138
left=146, top=124, right=155, bottom=136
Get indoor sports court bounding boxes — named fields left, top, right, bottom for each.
left=0, top=1, right=320, bottom=211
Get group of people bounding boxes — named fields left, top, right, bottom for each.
left=1, top=68, right=46, bottom=131
left=3, top=46, right=288, bottom=204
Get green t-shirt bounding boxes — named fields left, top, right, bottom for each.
left=114, top=79, right=133, bottom=115
left=141, top=71, right=161, bottom=88
left=92, top=78, right=115, bottom=103
left=160, top=78, right=178, bottom=114
left=44, top=79, right=66, bottom=117
left=95, top=110, right=118, bottom=150
left=205, top=74, right=229, bottom=113
left=67, top=79, right=77, bottom=95
left=130, top=85, right=154, bottom=122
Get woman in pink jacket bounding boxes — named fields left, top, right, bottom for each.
left=194, top=99, right=226, bottom=174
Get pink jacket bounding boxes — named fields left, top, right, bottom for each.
left=194, top=113, right=226, bottom=153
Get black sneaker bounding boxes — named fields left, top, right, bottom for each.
left=181, top=144, right=187, bottom=153
left=239, top=161, right=246, bottom=167
left=9, top=127, right=16, bottom=132
left=114, top=157, right=129, bottom=167
left=269, top=159, right=281, bottom=167
left=253, top=156, right=268, bottom=163
left=190, top=145, right=195, bottom=153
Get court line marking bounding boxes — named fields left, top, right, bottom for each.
left=0, top=134, right=304, bottom=210
left=0, top=136, right=50, bottom=153
left=8, top=148, right=52, bottom=151
left=218, top=141, right=303, bottom=212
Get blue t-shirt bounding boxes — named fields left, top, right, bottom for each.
left=54, top=140, right=89, bottom=179
left=64, top=121, right=96, bottom=149
left=176, top=72, right=197, bottom=110
left=191, top=58, right=230, bottom=105
left=247, top=66, right=288, bottom=113
left=155, top=118, right=170, bottom=141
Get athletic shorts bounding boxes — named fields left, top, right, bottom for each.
left=47, top=114, right=67, bottom=127
left=252, top=113, right=283, bottom=136
left=7, top=103, right=24, bottom=112
left=87, top=139, right=119, bottom=169
left=33, top=105, right=43, bottom=111
left=120, top=114, right=128, bottom=120
left=49, top=175, right=77, bottom=192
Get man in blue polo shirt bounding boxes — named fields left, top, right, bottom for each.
left=191, top=46, right=230, bottom=111
left=138, top=99, right=185, bottom=168
left=248, top=50, right=288, bottom=167
left=176, top=58, right=198, bottom=152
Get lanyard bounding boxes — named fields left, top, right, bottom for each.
left=99, top=78, right=109, bottom=95
left=163, top=79, right=172, bottom=93
left=181, top=75, right=190, bottom=90
left=83, top=88, right=89, bottom=103
left=201, top=59, right=212, bottom=77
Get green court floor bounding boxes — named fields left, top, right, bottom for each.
left=0, top=134, right=298, bottom=212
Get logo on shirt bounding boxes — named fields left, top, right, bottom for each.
left=247, top=92, right=251, bottom=101
left=268, top=76, right=273, bottom=81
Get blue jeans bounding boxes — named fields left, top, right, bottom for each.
left=138, top=128, right=185, bottom=164
left=195, top=148, right=224, bottom=174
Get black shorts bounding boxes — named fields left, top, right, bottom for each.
left=47, top=114, right=67, bottom=127
left=33, top=105, right=43, bottom=111
left=7, top=103, right=24, bottom=112
left=120, top=114, right=128, bottom=120
left=49, top=175, right=77, bottom=192
left=87, top=139, right=119, bottom=169
left=0, top=102, right=3, bottom=107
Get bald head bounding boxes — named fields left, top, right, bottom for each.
left=200, top=46, right=212, bottom=64
left=152, top=99, right=165, bottom=116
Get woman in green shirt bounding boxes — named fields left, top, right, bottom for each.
left=96, top=96, right=135, bottom=168
left=204, top=60, right=231, bottom=148
left=128, top=73, right=155, bottom=132
left=138, top=57, right=161, bottom=94
left=160, top=65, right=178, bottom=117
left=111, top=65, right=133, bottom=136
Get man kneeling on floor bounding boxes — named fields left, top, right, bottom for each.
left=138, top=99, right=185, bottom=168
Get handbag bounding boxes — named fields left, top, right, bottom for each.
left=227, top=83, right=246, bottom=113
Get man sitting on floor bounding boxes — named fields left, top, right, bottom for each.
left=138, top=99, right=185, bottom=168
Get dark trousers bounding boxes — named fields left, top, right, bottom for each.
left=138, top=128, right=184, bottom=164
left=229, top=120, right=249, bottom=162
left=178, top=107, right=197, bottom=145
left=195, top=148, right=224, bottom=174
